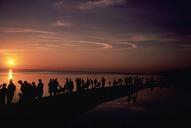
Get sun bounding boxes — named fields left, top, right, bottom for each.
left=7, top=58, right=16, bottom=68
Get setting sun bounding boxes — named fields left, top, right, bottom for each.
left=7, top=58, right=16, bottom=68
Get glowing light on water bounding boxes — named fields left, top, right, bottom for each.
left=8, top=69, right=13, bottom=80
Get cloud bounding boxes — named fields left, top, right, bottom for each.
left=118, top=33, right=191, bottom=51
left=52, top=20, right=72, bottom=27
left=3, top=28, right=57, bottom=35
left=32, top=34, right=138, bottom=50
left=0, top=49, right=25, bottom=52
left=176, top=44, right=191, bottom=51
left=54, top=0, right=78, bottom=11
left=27, top=40, right=113, bottom=50
left=54, top=0, right=65, bottom=10
left=75, top=40, right=113, bottom=49
left=113, top=41, right=138, bottom=49
left=78, top=0, right=126, bottom=10
left=0, top=49, right=25, bottom=56
left=118, top=33, right=177, bottom=42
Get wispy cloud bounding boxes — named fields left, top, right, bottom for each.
left=113, top=41, right=138, bottom=50
left=78, top=0, right=126, bottom=10
left=176, top=44, right=191, bottom=51
left=0, top=49, right=25, bottom=52
left=118, top=33, right=176, bottom=42
left=3, top=28, right=57, bottom=35
left=74, top=40, right=113, bottom=49
left=54, top=0, right=78, bottom=11
left=54, top=0, right=126, bottom=11
left=52, top=20, right=72, bottom=27
left=32, top=34, right=138, bottom=50
left=0, top=49, right=25, bottom=56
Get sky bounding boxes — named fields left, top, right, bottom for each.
left=0, top=0, right=191, bottom=73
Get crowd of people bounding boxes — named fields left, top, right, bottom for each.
left=18, top=79, right=44, bottom=103
left=0, top=76, right=157, bottom=104
left=0, top=79, right=16, bottom=105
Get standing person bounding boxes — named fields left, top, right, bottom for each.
left=76, top=78, right=81, bottom=92
left=18, top=80, right=24, bottom=103
left=37, top=79, right=44, bottom=99
left=69, top=79, right=74, bottom=93
left=48, top=79, right=53, bottom=96
left=32, top=82, right=37, bottom=99
left=101, top=77, right=106, bottom=88
left=90, top=79, right=94, bottom=89
left=0, top=83, right=7, bottom=105
left=7, top=79, right=16, bottom=104
left=53, top=79, right=59, bottom=96
left=94, top=78, right=98, bottom=88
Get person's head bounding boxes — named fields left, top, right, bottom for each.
left=18, top=80, right=22, bottom=84
left=9, top=79, right=13, bottom=83
left=38, top=79, right=42, bottom=83
left=3, top=83, right=6, bottom=88
left=24, top=81, right=28, bottom=85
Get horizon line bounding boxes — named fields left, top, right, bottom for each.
left=0, top=68, right=161, bottom=75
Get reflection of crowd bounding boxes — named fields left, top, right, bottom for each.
left=0, top=76, right=157, bottom=104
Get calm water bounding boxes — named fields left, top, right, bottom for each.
left=0, top=69, right=158, bottom=103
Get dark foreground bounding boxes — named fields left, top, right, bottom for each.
left=0, top=86, right=191, bottom=128
left=70, top=87, right=191, bottom=128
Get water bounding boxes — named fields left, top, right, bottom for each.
left=0, top=69, right=158, bottom=103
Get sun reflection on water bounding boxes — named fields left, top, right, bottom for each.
left=8, top=69, right=13, bottom=80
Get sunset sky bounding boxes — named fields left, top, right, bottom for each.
left=0, top=0, right=191, bottom=72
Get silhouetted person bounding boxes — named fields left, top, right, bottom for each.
left=113, top=80, right=117, bottom=87
left=32, top=82, right=37, bottom=99
left=7, top=79, right=16, bottom=104
left=81, top=79, right=85, bottom=89
left=69, top=79, right=74, bottom=93
left=0, top=83, right=7, bottom=105
left=118, top=78, right=123, bottom=86
left=53, top=79, right=59, bottom=95
left=90, top=79, right=94, bottom=89
left=84, top=78, right=90, bottom=90
left=48, top=79, right=53, bottom=96
left=125, top=77, right=128, bottom=86
left=18, top=80, right=29, bottom=103
left=37, top=79, right=44, bottom=98
left=130, top=76, right=133, bottom=85
left=18, top=80, right=24, bottom=103
left=76, top=78, right=81, bottom=92
left=94, top=78, right=98, bottom=88
left=96, top=81, right=101, bottom=88
left=101, top=77, right=106, bottom=88
left=27, top=83, right=33, bottom=101
left=65, top=78, right=70, bottom=93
